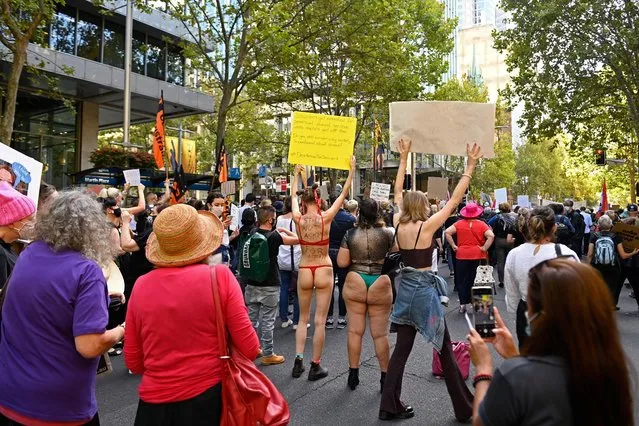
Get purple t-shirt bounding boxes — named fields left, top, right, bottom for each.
left=0, top=241, right=109, bottom=422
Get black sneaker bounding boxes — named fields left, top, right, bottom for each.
left=337, top=318, right=347, bottom=329
left=325, top=318, right=334, bottom=329
left=498, top=282, right=504, bottom=288
left=347, top=368, right=359, bottom=390
left=308, top=362, right=329, bottom=381
left=292, top=357, right=305, bottom=378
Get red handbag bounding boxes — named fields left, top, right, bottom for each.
left=209, top=266, right=290, bottom=426
left=431, top=341, right=471, bottom=380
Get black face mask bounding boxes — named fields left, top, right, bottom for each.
left=113, top=207, right=122, bottom=218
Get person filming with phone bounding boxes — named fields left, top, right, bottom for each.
left=467, top=259, right=633, bottom=426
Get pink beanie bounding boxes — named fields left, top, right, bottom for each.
left=0, top=181, right=36, bottom=226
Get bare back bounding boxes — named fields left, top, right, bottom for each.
left=294, top=213, right=332, bottom=267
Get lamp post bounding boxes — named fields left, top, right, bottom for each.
left=123, top=0, right=133, bottom=147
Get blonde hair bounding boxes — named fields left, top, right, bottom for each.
left=345, top=199, right=358, bottom=213
left=98, top=187, right=120, bottom=199
left=399, top=191, right=430, bottom=224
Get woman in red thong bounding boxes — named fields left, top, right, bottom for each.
left=290, top=158, right=355, bottom=381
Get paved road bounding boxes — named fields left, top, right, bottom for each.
left=96, top=263, right=639, bottom=425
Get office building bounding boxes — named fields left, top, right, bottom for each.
left=0, top=0, right=214, bottom=188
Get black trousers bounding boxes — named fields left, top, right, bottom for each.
left=624, top=266, right=639, bottom=309
left=0, top=413, right=99, bottom=425
left=516, top=299, right=528, bottom=350
left=595, top=265, right=621, bottom=306
left=380, top=323, right=473, bottom=422
left=455, top=259, right=481, bottom=305
left=135, top=384, right=222, bottom=426
left=328, top=248, right=347, bottom=317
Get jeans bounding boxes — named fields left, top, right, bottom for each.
left=245, top=285, right=279, bottom=356
left=328, top=248, right=347, bottom=318
left=494, top=237, right=510, bottom=284
left=279, top=270, right=299, bottom=323
left=135, top=384, right=222, bottom=426
left=380, top=324, right=472, bottom=421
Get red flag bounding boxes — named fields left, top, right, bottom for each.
left=600, top=178, right=608, bottom=213
left=153, top=93, right=166, bottom=169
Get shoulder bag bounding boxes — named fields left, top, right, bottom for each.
left=209, top=266, right=290, bottom=426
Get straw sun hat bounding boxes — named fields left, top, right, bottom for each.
left=146, top=204, right=223, bottom=267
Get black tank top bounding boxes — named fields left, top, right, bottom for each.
left=397, top=222, right=434, bottom=268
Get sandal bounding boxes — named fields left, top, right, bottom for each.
left=108, top=347, right=123, bottom=356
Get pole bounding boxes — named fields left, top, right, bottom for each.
left=123, top=0, right=133, bottom=147
left=178, top=122, right=183, bottom=164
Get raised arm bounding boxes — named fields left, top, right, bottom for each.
left=122, top=184, right=146, bottom=215
left=393, top=138, right=411, bottom=216
left=291, top=164, right=304, bottom=220
left=325, top=156, right=356, bottom=220
left=425, top=143, right=482, bottom=233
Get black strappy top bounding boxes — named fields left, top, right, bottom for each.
left=397, top=222, right=434, bottom=268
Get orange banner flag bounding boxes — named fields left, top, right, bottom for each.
left=153, top=93, right=165, bottom=169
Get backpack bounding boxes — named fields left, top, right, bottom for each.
left=593, top=233, right=616, bottom=266
left=238, top=230, right=271, bottom=283
left=495, top=214, right=515, bottom=237
left=555, top=217, right=573, bottom=245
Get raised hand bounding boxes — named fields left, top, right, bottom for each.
left=467, top=328, right=493, bottom=375
left=294, top=164, right=305, bottom=176
left=490, top=307, right=519, bottom=359
left=466, top=143, right=482, bottom=163
left=398, top=137, right=411, bottom=158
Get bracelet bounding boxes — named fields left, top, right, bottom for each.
left=462, top=173, right=472, bottom=179
left=473, top=374, right=492, bottom=388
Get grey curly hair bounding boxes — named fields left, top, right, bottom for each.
left=35, top=190, right=114, bottom=267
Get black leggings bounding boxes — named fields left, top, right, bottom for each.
left=380, top=323, right=473, bottom=421
left=516, top=299, right=528, bottom=349
left=135, top=384, right=222, bottom=426
left=0, top=413, right=99, bottom=425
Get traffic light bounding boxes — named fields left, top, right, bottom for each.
left=595, top=148, right=606, bottom=166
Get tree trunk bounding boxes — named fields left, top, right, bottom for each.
left=0, top=40, right=27, bottom=145
left=631, top=145, right=637, bottom=204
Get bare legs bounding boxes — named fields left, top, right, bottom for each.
left=295, top=267, right=334, bottom=361
left=343, top=273, right=392, bottom=372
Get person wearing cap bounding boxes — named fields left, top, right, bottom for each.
left=273, top=200, right=285, bottom=217
left=0, top=181, right=35, bottom=286
left=445, top=202, right=495, bottom=313
left=124, top=204, right=259, bottom=424
left=0, top=190, right=124, bottom=425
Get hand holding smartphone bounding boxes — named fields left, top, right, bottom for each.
left=470, top=286, right=496, bottom=338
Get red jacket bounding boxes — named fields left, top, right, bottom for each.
left=124, top=264, right=259, bottom=403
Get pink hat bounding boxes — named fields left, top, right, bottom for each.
left=460, top=202, right=483, bottom=219
left=0, top=181, right=36, bottom=226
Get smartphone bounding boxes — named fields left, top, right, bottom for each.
left=471, top=286, right=495, bottom=338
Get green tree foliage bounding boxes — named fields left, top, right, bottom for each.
left=494, top=1, right=639, bottom=201
left=430, top=75, right=489, bottom=103
left=0, top=0, right=65, bottom=143
left=165, top=0, right=313, bottom=168
left=251, top=0, right=455, bottom=150
left=194, top=99, right=287, bottom=183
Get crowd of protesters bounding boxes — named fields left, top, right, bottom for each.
left=0, top=140, right=636, bottom=425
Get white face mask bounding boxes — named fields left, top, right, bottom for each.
left=211, top=206, right=224, bottom=217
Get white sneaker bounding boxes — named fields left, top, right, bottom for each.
left=281, top=319, right=293, bottom=328
left=292, top=323, right=311, bottom=330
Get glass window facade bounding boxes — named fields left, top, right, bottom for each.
left=103, top=20, right=125, bottom=68
left=77, top=11, right=101, bottom=61
left=146, top=36, right=166, bottom=81
left=167, top=44, right=184, bottom=85
left=50, top=6, right=76, bottom=54
left=47, top=6, right=185, bottom=86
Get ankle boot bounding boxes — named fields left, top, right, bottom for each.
left=380, top=372, right=387, bottom=393
left=347, top=368, right=359, bottom=390
left=292, top=357, right=305, bottom=378
left=308, top=361, right=329, bottom=381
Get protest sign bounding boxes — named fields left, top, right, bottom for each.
left=221, top=180, right=236, bottom=196
left=288, top=112, right=356, bottom=170
left=123, top=169, right=141, bottom=186
left=319, top=182, right=330, bottom=201
left=494, top=188, right=508, bottom=204
left=517, top=195, right=530, bottom=208
left=0, top=143, right=43, bottom=208
left=370, top=182, right=391, bottom=202
left=389, top=101, right=496, bottom=158
left=612, top=223, right=639, bottom=250
left=427, top=177, right=449, bottom=201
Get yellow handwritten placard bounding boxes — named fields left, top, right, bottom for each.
left=288, top=112, right=356, bottom=170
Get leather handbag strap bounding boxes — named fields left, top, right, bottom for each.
left=209, top=266, right=230, bottom=358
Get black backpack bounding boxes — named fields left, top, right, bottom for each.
left=555, top=216, right=574, bottom=245
left=494, top=214, right=515, bottom=237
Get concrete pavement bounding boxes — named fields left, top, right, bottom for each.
left=96, top=263, right=639, bottom=425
